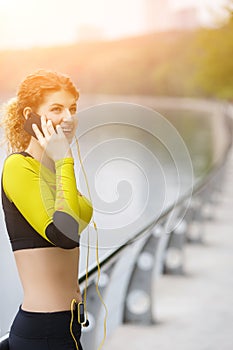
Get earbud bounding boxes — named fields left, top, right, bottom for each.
left=83, top=319, right=89, bottom=327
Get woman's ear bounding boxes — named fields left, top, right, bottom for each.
left=23, top=107, right=32, bottom=120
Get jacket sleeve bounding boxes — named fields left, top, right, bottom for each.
left=2, top=154, right=93, bottom=249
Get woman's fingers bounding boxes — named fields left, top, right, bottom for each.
left=56, top=124, right=65, bottom=136
left=47, top=119, right=55, bottom=135
left=33, top=116, right=59, bottom=148
left=41, top=115, right=55, bottom=139
left=32, top=123, right=45, bottom=145
left=40, top=115, right=49, bottom=138
left=33, top=118, right=70, bottom=161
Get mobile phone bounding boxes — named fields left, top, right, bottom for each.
left=23, top=112, right=44, bottom=138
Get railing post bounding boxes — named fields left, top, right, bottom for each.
left=81, top=234, right=149, bottom=349
left=164, top=220, right=187, bottom=275
left=123, top=227, right=161, bottom=324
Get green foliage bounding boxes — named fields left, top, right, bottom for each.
left=193, top=8, right=233, bottom=100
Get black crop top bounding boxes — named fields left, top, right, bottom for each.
left=1, top=152, right=93, bottom=251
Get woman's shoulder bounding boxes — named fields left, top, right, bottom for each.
left=3, top=151, right=35, bottom=173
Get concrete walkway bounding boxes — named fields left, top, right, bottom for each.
left=103, top=150, right=233, bottom=350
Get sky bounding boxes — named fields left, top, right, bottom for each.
left=0, top=0, right=231, bottom=49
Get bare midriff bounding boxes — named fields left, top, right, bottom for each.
left=14, top=246, right=82, bottom=312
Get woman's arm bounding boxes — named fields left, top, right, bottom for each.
left=2, top=154, right=93, bottom=249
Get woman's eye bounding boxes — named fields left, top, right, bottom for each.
left=70, top=107, right=77, bottom=114
left=51, top=107, right=62, bottom=113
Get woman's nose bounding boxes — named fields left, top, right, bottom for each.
left=62, top=109, right=72, bottom=122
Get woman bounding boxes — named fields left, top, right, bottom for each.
left=0, top=69, right=93, bottom=350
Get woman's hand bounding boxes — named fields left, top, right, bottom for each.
left=60, top=114, right=78, bottom=144
left=32, top=115, right=71, bottom=162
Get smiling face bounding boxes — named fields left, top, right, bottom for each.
left=31, top=89, right=78, bottom=143
left=23, top=89, right=78, bottom=143
left=36, top=89, right=77, bottom=126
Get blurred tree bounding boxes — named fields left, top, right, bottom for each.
left=194, top=6, right=233, bottom=100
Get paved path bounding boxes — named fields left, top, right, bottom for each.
left=103, top=150, right=233, bottom=350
